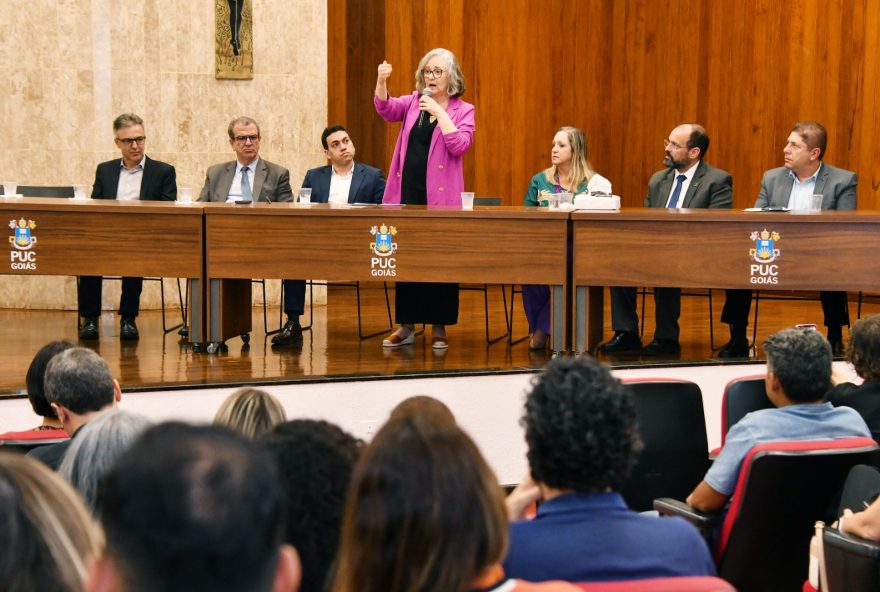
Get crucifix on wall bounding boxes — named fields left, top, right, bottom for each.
left=215, top=0, right=254, bottom=79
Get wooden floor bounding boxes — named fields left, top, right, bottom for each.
left=0, top=285, right=873, bottom=396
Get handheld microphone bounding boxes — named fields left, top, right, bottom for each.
left=417, top=88, right=433, bottom=127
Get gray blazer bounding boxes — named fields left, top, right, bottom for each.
left=644, top=161, right=733, bottom=209
left=198, top=158, right=293, bottom=203
left=754, top=163, right=857, bottom=210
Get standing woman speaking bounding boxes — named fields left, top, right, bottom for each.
left=374, top=48, right=475, bottom=350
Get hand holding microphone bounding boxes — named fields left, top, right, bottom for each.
left=418, top=88, right=434, bottom=127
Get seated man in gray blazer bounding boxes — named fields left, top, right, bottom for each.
left=600, top=123, right=732, bottom=356
left=720, top=121, right=857, bottom=357
left=301, top=125, right=386, bottom=204
left=198, top=116, right=303, bottom=347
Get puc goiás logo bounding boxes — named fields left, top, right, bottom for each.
left=8, top=218, right=37, bottom=270
left=370, top=224, right=397, bottom=277
left=749, top=228, right=780, bottom=285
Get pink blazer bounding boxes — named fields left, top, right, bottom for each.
left=374, top=92, right=475, bottom=205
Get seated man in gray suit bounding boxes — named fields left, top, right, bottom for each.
left=302, top=125, right=386, bottom=204
left=720, top=122, right=857, bottom=358
left=600, top=123, right=733, bottom=356
left=198, top=116, right=303, bottom=347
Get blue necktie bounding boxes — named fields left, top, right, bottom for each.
left=241, top=166, right=253, bottom=201
left=667, top=174, right=686, bottom=208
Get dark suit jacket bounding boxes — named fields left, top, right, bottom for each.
left=198, top=158, right=293, bottom=203
left=91, top=156, right=177, bottom=200
left=301, top=162, right=386, bottom=204
left=754, top=163, right=857, bottom=210
left=644, top=161, right=733, bottom=209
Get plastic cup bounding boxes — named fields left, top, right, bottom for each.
left=461, top=191, right=475, bottom=210
left=3, top=182, right=18, bottom=196
left=547, top=192, right=563, bottom=210
left=299, top=188, right=312, bottom=204
left=73, top=184, right=88, bottom=199
left=178, top=187, right=193, bottom=203
left=809, top=194, right=823, bottom=212
left=557, top=192, right=573, bottom=207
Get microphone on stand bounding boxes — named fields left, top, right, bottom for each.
left=417, top=88, right=433, bottom=127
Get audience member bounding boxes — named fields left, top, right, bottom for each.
left=213, top=387, right=286, bottom=438
left=503, top=356, right=715, bottom=581
left=388, top=394, right=456, bottom=423
left=27, top=347, right=121, bottom=470
left=837, top=465, right=880, bottom=541
left=59, top=409, right=153, bottom=510
left=687, top=327, right=870, bottom=512
left=332, top=401, right=580, bottom=592
left=827, top=314, right=880, bottom=435
left=0, top=451, right=104, bottom=592
left=0, top=340, right=75, bottom=441
left=301, top=125, right=386, bottom=204
left=89, top=422, right=299, bottom=592
left=263, top=420, right=361, bottom=592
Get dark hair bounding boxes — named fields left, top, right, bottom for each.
left=683, top=123, right=710, bottom=158
left=524, top=356, right=641, bottom=492
left=847, top=315, right=880, bottom=381
left=763, top=327, right=832, bottom=403
left=389, top=395, right=456, bottom=424
left=44, top=348, right=115, bottom=415
left=321, top=125, right=348, bottom=150
left=97, top=423, right=287, bottom=592
left=262, top=420, right=361, bottom=592
left=25, top=340, right=75, bottom=418
left=792, top=121, right=827, bottom=160
left=332, top=411, right=507, bottom=592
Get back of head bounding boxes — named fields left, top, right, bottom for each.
left=333, top=412, right=506, bottom=592
left=389, top=395, right=456, bottom=424
left=97, top=422, right=286, bottom=592
left=763, top=327, right=832, bottom=403
left=524, top=356, right=640, bottom=492
left=26, top=340, right=75, bottom=418
left=0, top=451, right=103, bottom=592
left=683, top=122, right=710, bottom=159
left=262, top=420, right=361, bottom=592
left=44, top=347, right=115, bottom=415
left=848, top=314, right=880, bottom=381
left=59, top=409, right=153, bottom=510
left=214, top=387, right=286, bottom=438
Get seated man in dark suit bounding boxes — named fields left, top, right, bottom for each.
left=301, top=125, right=386, bottom=205
left=198, top=116, right=302, bottom=347
left=79, top=113, right=177, bottom=341
left=721, top=121, right=857, bottom=357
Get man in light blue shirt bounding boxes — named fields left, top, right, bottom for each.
left=688, top=327, right=870, bottom=511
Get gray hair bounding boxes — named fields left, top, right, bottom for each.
left=763, top=327, right=832, bottom=403
left=113, top=113, right=144, bottom=133
left=227, top=116, right=261, bottom=140
left=44, top=348, right=116, bottom=415
left=59, top=409, right=153, bottom=510
left=415, top=48, right=466, bottom=97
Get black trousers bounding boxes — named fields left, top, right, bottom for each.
left=78, top=276, right=143, bottom=318
left=283, top=279, right=306, bottom=317
left=722, top=289, right=850, bottom=332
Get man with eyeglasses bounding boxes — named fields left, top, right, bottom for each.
left=599, top=123, right=732, bottom=357
left=79, top=113, right=177, bottom=341
left=198, top=117, right=301, bottom=346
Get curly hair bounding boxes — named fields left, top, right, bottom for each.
left=262, top=420, right=361, bottom=592
left=523, top=356, right=640, bottom=492
left=847, top=315, right=880, bottom=381
left=763, top=327, right=832, bottom=403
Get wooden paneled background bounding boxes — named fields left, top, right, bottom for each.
left=329, top=0, right=880, bottom=209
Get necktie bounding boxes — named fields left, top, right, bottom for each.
left=241, top=166, right=253, bottom=201
left=667, top=174, right=686, bottom=208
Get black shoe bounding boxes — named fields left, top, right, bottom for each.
left=79, top=318, right=99, bottom=340
left=718, top=337, right=750, bottom=358
left=642, top=338, right=681, bottom=356
left=828, top=337, right=845, bottom=358
left=598, top=331, right=642, bottom=353
left=120, top=317, right=139, bottom=341
left=272, top=319, right=303, bottom=346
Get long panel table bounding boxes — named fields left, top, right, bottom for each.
left=204, top=203, right=570, bottom=351
left=571, top=208, right=880, bottom=353
left=0, top=197, right=206, bottom=339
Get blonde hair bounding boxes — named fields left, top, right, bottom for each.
left=544, top=126, right=594, bottom=192
left=415, top=48, right=466, bottom=97
left=214, top=388, right=286, bottom=438
left=0, top=451, right=104, bottom=591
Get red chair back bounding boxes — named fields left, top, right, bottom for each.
left=576, top=576, right=735, bottom=591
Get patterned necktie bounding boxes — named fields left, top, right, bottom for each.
left=241, top=166, right=253, bottom=201
left=667, top=174, right=686, bottom=208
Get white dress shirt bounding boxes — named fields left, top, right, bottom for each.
left=227, top=157, right=261, bottom=201
left=328, top=163, right=355, bottom=204
left=664, top=160, right=700, bottom=207
left=116, top=156, right=145, bottom=201
left=786, top=162, right=822, bottom=210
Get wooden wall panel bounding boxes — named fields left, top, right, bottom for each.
left=333, top=0, right=880, bottom=209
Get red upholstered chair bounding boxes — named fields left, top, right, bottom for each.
left=576, top=576, right=735, bottom=591
left=655, top=437, right=880, bottom=592
left=709, top=374, right=774, bottom=455
left=620, top=379, right=710, bottom=512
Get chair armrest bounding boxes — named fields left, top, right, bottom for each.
left=654, top=498, right=719, bottom=544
